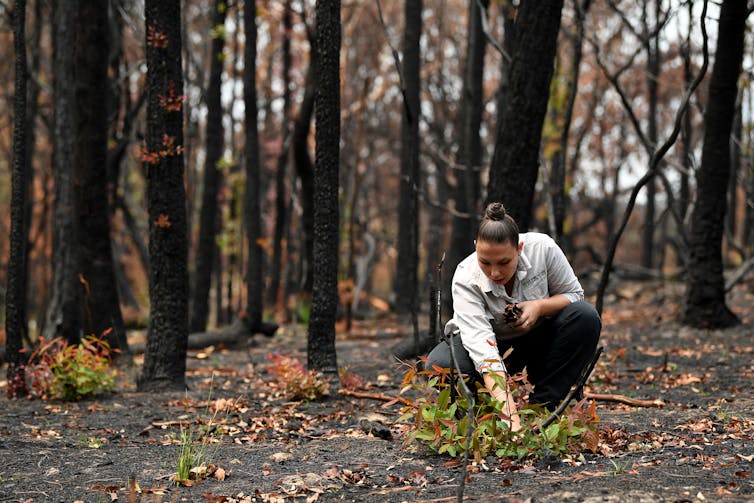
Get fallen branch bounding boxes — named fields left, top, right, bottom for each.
left=585, top=392, right=664, bottom=408
left=337, top=388, right=412, bottom=406
left=725, top=255, right=754, bottom=292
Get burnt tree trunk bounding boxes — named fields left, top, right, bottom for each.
left=5, top=0, right=29, bottom=398
left=244, top=0, right=266, bottom=334
left=394, top=0, right=422, bottom=315
left=486, top=0, right=564, bottom=230
left=308, top=0, right=340, bottom=375
left=75, top=0, right=129, bottom=356
left=268, top=0, right=293, bottom=308
left=640, top=0, right=662, bottom=270
left=138, top=0, right=190, bottom=391
left=680, top=0, right=745, bottom=328
left=44, top=0, right=80, bottom=345
left=292, top=29, right=316, bottom=297
left=553, top=0, right=591, bottom=246
left=191, top=0, right=228, bottom=333
left=445, top=0, right=488, bottom=319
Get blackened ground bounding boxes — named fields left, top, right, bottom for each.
left=1, top=279, right=754, bottom=502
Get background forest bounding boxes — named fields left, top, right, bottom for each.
left=1, top=0, right=753, bottom=391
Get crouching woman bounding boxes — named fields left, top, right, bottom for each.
left=426, top=202, right=601, bottom=431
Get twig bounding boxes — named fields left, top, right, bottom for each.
left=475, top=0, right=509, bottom=62
left=337, top=388, right=413, bottom=406
left=446, top=330, right=474, bottom=503
left=585, top=392, right=665, bottom=408
left=537, top=346, right=603, bottom=432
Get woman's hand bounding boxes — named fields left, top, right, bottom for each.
left=491, top=389, right=522, bottom=432
left=512, top=300, right=543, bottom=331
left=484, top=372, right=523, bottom=433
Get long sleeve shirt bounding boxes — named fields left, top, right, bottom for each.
left=444, top=232, right=584, bottom=374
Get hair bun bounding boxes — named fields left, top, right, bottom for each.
left=485, top=202, right=507, bottom=221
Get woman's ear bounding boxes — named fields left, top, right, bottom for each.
left=518, top=242, right=524, bottom=253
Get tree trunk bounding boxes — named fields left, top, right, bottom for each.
left=445, top=0, right=488, bottom=319
left=138, top=0, right=190, bottom=391
left=268, top=0, right=293, bottom=309
left=292, top=33, right=316, bottom=297
left=678, top=1, right=693, bottom=222
left=726, top=100, right=742, bottom=259
left=553, top=0, right=590, bottom=245
left=21, top=0, right=41, bottom=344
left=308, top=0, right=340, bottom=375
left=191, top=0, right=227, bottom=332
left=75, top=0, right=129, bottom=356
left=640, top=0, right=661, bottom=270
left=680, top=0, right=745, bottom=328
left=44, top=0, right=81, bottom=345
left=394, top=0, right=422, bottom=314
left=486, top=0, right=564, bottom=230
left=244, top=0, right=266, bottom=334
left=5, top=0, right=29, bottom=398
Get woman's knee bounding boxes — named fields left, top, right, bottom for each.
left=560, top=300, right=599, bottom=323
left=555, top=301, right=601, bottom=342
left=424, top=337, right=476, bottom=374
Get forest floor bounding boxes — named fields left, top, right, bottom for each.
left=2, top=278, right=754, bottom=503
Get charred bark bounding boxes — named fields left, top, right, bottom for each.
left=681, top=0, right=745, bottom=328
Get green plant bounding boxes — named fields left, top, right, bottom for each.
left=172, top=383, right=225, bottom=485
left=609, top=458, right=633, bottom=475
left=26, top=334, right=117, bottom=401
left=399, top=364, right=600, bottom=462
left=175, top=424, right=210, bottom=482
left=267, top=353, right=330, bottom=401
left=78, top=433, right=104, bottom=449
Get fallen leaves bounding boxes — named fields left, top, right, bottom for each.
left=171, top=463, right=229, bottom=486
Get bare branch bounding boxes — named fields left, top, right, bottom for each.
left=475, top=0, right=510, bottom=63
left=595, top=0, right=710, bottom=315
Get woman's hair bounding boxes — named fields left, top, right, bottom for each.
left=476, top=202, right=519, bottom=246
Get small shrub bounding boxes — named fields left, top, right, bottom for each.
left=267, top=353, right=330, bottom=401
left=26, top=334, right=117, bottom=401
left=399, top=363, right=600, bottom=462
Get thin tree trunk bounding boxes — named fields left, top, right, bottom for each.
left=268, top=0, right=293, bottom=309
left=191, top=0, right=228, bottom=332
left=394, top=0, right=422, bottom=314
left=553, top=0, right=591, bottom=244
left=75, top=0, right=129, bottom=356
left=244, top=0, right=265, bottom=334
left=678, top=0, right=694, bottom=221
left=21, top=0, right=41, bottom=342
left=445, top=0, right=488, bottom=319
left=45, top=0, right=81, bottom=345
left=292, top=36, right=316, bottom=296
left=5, top=0, right=29, bottom=398
left=640, top=0, right=661, bottom=270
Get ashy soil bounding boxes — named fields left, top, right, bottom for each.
left=1, top=280, right=754, bottom=503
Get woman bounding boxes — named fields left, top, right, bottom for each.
left=426, top=202, right=601, bottom=432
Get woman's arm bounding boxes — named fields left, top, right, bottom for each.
left=483, top=372, right=522, bottom=432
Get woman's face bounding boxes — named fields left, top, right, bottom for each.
left=475, top=239, right=522, bottom=286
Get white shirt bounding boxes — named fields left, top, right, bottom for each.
left=444, top=232, right=584, bottom=374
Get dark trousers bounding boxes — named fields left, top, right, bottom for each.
left=425, top=300, right=601, bottom=411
